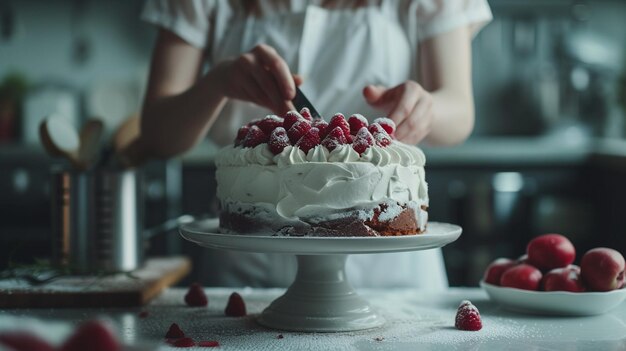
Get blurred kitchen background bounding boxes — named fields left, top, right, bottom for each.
left=1, top=0, right=626, bottom=287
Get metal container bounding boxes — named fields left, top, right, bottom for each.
left=51, top=168, right=143, bottom=273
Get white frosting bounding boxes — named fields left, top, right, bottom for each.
left=215, top=141, right=425, bottom=168
left=215, top=140, right=429, bottom=229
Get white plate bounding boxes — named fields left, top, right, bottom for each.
left=179, top=219, right=462, bottom=255
left=481, top=281, right=626, bottom=316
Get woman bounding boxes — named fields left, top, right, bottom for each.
left=138, top=0, right=492, bottom=289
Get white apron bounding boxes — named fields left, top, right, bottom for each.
left=202, top=3, right=448, bottom=290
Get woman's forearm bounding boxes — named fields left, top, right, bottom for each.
left=141, top=70, right=227, bottom=159
left=426, top=89, right=475, bottom=146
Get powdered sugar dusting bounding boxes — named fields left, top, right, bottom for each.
left=373, top=117, right=396, bottom=129
left=1, top=288, right=614, bottom=349
left=377, top=201, right=403, bottom=222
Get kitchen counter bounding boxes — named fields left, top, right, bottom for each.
left=1, top=287, right=625, bottom=350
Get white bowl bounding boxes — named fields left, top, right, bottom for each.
left=480, top=281, right=626, bottom=316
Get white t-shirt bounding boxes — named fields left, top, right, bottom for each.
left=142, top=0, right=492, bottom=145
left=141, top=0, right=492, bottom=289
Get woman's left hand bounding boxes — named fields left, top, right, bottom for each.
left=363, top=81, right=433, bottom=145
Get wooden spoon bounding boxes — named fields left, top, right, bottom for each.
left=39, top=114, right=81, bottom=167
left=77, top=118, right=104, bottom=170
left=113, top=114, right=144, bottom=168
left=113, top=114, right=140, bottom=153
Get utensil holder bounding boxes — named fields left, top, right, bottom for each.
left=51, top=167, right=143, bottom=273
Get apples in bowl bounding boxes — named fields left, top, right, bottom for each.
left=481, top=234, right=626, bottom=315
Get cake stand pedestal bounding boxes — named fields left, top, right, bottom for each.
left=180, top=219, right=461, bottom=332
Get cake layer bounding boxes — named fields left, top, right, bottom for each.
left=219, top=202, right=428, bottom=237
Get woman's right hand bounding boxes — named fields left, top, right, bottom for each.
left=210, top=44, right=298, bottom=115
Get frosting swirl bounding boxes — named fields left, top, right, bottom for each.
left=216, top=141, right=425, bottom=168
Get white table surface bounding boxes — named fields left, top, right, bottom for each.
left=1, top=287, right=625, bottom=351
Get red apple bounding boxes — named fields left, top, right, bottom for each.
left=527, top=234, right=575, bottom=271
left=483, top=258, right=517, bottom=285
left=580, top=248, right=625, bottom=292
left=542, top=265, right=586, bottom=292
left=517, top=254, right=529, bottom=264
left=500, top=264, right=543, bottom=290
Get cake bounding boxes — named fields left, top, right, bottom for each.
left=215, top=109, right=428, bottom=237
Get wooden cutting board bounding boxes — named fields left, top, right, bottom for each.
left=0, top=256, right=191, bottom=308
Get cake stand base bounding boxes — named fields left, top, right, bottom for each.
left=180, top=219, right=462, bottom=332
left=257, top=255, right=384, bottom=332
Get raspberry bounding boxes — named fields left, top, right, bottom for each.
left=234, top=125, right=249, bottom=146
left=368, top=123, right=385, bottom=135
left=242, top=125, right=268, bottom=148
left=269, top=127, right=290, bottom=154
left=348, top=114, right=368, bottom=135
left=300, top=107, right=313, bottom=121
left=165, top=323, right=185, bottom=339
left=321, top=126, right=348, bottom=152
left=283, top=111, right=304, bottom=131
left=312, top=118, right=329, bottom=138
left=295, top=127, right=321, bottom=154
left=184, top=282, right=208, bottom=307
left=257, top=115, right=284, bottom=134
left=455, top=300, right=482, bottom=331
left=172, top=337, right=195, bottom=348
left=0, top=331, right=55, bottom=351
left=328, top=113, right=350, bottom=140
left=373, top=117, right=396, bottom=136
left=351, top=127, right=374, bottom=155
left=224, top=292, right=247, bottom=317
left=198, top=340, right=220, bottom=347
left=370, top=126, right=392, bottom=147
left=287, top=120, right=312, bottom=144
left=277, top=334, right=284, bottom=339
left=247, top=118, right=262, bottom=126
left=60, top=320, right=120, bottom=351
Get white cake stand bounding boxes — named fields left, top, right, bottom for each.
left=180, top=218, right=461, bottom=332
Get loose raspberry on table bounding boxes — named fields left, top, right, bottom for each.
left=269, top=127, right=290, bottom=154
left=242, top=125, right=268, bottom=148
left=312, top=118, right=329, bottom=138
left=300, top=107, right=313, bottom=121
left=283, top=111, right=305, bottom=131
left=295, top=127, right=321, bottom=153
left=352, top=127, right=374, bottom=154
left=328, top=113, right=351, bottom=140
left=172, top=337, right=195, bottom=348
left=198, top=340, right=220, bottom=347
left=373, top=117, right=396, bottom=136
left=257, top=115, right=284, bottom=134
left=321, top=126, right=348, bottom=152
left=165, top=323, right=185, bottom=339
left=348, top=114, right=368, bottom=135
left=184, top=282, right=208, bottom=307
left=60, top=320, right=121, bottom=351
left=224, top=292, right=247, bottom=317
left=0, top=331, right=55, bottom=351
left=287, top=120, right=312, bottom=144
left=454, top=300, right=482, bottom=331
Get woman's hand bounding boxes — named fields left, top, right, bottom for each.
left=363, top=81, right=434, bottom=145
left=211, top=44, right=299, bottom=115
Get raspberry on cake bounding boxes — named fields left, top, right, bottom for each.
left=215, top=110, right=429, bottom=237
